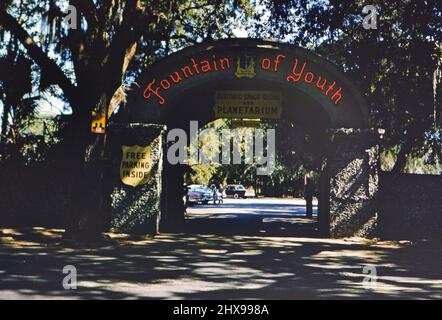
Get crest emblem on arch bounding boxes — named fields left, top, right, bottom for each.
left=120, top=145, right=153, bottom=187
left=235, top=53, right=256, bottom=78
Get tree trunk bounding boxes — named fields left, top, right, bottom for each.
left=64, top=93, right=110, bottom=241
left=391, top=122, right=425, bottom=174
left=0, top=100, right=11, bottom=148
left=391, top=139, right=414, bottom=174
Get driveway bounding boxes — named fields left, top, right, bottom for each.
left=0, top=198, right=441, bottom=299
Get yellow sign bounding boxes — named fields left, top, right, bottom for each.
left=235, top=54, right=256, bottom=78
left=214, top=90, right=283, bottom=119
left=231, top=119, right=261, bottom=128
left=91, top=111, right=106, bottom=134
left=120, top=145, right=153, bottom=187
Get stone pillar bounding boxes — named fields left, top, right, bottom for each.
left=321, top=129, right=382, bottom=238
left=104, top=123, right=166, bottom=235
left=160, top=162, right=187, bottom=232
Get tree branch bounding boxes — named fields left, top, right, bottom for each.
left=103, top=2, right=145, bottom=92
left=0, top=10, right=77, bottom=103
left=71, top=0, right=99, bottom=32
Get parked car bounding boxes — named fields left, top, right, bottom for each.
left=225, top=184, right=247, bottom=199
left=187, top=185, right=213, bottom=205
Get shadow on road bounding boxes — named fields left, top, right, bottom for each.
left=0, top=199, right=441, bottom=299
left=0, top=227, right=441, bottom=299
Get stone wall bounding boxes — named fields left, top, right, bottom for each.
left=102, top=124, right=442, bottom=240
left=0, top=163, right=69, bottom=228
left=321, top=129, right=381, bottom=238
left=379, top=172, right=442, bottom=239
left=104, top=123, right=166, bottom=235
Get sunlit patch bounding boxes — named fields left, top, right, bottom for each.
left=313, top=250, right=386, bottom=261
left=199, top=248, right=228, bottom=254
left=228, top=249, right=263, bottom=256
left=1, top=229, right=24, bottom=236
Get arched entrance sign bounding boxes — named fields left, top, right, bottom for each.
left=106, top=39, right=380, bottom=238
left=124, top=39, right=368, bottom=128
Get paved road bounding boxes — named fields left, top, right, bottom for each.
left=0, top=198, right=441, bottom=299
left=185, top=198, right=318, bottom=237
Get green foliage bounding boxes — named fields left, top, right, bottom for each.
left=1, top=0, right=440, bottom=175
left=186, top=119, right=315, bottom=195
left=254, top=0, right=442, bottom=173
left=0, top=35, right=63, bottom=164
left=381, top=145, right=441, bottom=174
left=0, top=0, right=259, bottom=164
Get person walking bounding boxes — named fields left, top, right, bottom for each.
left=211, top=184, right=219, bottom=205
left=304, top=175, right=314, bottom=218
left=218, top=185, right=224, bottom=204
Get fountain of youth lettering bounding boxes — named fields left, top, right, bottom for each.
left=104, top=38, right=381, bottom=237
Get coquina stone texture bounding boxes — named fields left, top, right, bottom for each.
left=321, top=129, right=381, bottom=238
left=104, top=123, right=166, bottom=235
left=379, top=172, right=442, bottom=239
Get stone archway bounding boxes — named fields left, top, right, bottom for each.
left=104, top=39, right=381, bottom=238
